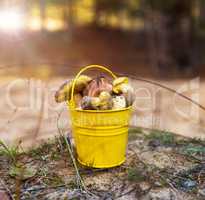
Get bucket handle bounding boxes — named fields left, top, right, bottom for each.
left=70, top=65, right=117, bottom=107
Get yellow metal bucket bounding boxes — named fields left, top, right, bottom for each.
left=68, top=65, right=132, bottom=168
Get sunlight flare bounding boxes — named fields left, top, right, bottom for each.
left=0, top=9, right=24, bottom=31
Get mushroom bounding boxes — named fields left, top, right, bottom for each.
left=83, top=76, right=113, bottom=97
left=55, top=75, right=91, bottom=103
left=113, top=77, right=135, bottom=106
left=112, top=95, right=127, bottom=109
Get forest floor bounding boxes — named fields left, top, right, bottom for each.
left=0, top=127, right=205, bottom=200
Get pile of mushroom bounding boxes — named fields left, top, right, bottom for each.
left=55, top=75, right=134, bottom=110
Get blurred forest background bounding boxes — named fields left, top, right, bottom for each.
left=1, top=0, right=205, bottom=78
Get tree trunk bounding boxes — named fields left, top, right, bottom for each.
left=200, top=0, right=205, bottom=22
left=145, top=0, right=194, bottom=74
left=169, top=0, right=193, bottom=71
left=39, top=0, right=46, bottom=32
left=23, top=0, right=30, bottom=30
left=92, top=1, right=103, bottom=26
left=142, top=0, right=173, bottom=76
left=63, top=0, right=74, bottom=40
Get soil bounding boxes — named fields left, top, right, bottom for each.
left=0, top=127, right=204, bottom=199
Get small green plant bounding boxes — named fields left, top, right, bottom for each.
left=0, top=139, right=21, bottom=163
left=188, top=138, right=205, bottom=146
left=128, top=127, right=144, bottom=141
left=129, top=127, right=143, bottom=134
left=145, top=130, right=175, bottom=146
left=182, top=144, right=205, bottom=155
left=177, top=137, right=205, bottom=147
left=127, top=167, right=146, bottom=182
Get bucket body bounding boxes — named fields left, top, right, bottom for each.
left=69, top=107, right=132, bottom=168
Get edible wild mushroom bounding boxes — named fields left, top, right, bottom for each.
left=113, top=77, right=135, bottom=106
left=83, top=76, right=113, bottom=97
left=112, top=95, right=126, bottom=109
left=55, top=75, right=91, bottom=103
left=81, top=96, right=101, bottom=110
left=98, top=91, right=113, bottom=110
left=80, top=91, right=112, bottom=110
